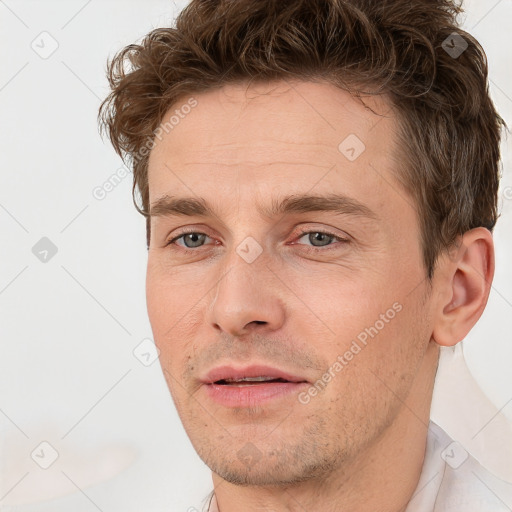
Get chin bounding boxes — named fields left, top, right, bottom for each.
left=200, top=439, right=343, bottom=487
left=210, top=464, right=320, bottom=487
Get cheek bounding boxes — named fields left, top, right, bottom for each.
left=146, top=255, right=205, bottom=321
left=146, top=261, right=204, bottom=366
left=312, top=268, right=425, bottom=374
left=309, top=273, right=389, bottom=333
left=315, top=290, right=430, bottom=431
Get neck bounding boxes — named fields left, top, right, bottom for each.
left=211, top=341, right=440, bottom=512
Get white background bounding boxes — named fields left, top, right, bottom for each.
left=0, top=1, right=511, bottom=511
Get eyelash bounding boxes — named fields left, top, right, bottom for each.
left=165, top=228, right=349, bottom=253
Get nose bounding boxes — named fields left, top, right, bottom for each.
left=207, top=249, right=286, bottom=337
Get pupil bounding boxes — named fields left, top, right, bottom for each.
left=185, top=233, right=205, bottom=248
left=310, top=232, right=331, bottom=246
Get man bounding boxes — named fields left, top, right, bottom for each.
left=98, top=0, right=510, bottom=510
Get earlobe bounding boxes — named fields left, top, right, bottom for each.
left=432, top=228, right=494, bottom=347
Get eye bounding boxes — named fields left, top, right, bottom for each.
left=166, top=231, right=212, bottom=249
left=165, top=228, right=349, bottom=252
left=294, top=229, right=349, bottom=250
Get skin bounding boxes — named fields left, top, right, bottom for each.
left=145, top=79, right=494, bottom=512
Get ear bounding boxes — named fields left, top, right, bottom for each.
left=432, top=227, right=495, bottom=347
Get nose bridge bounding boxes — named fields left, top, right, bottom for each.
left=208, top=239, right=285, bottom=336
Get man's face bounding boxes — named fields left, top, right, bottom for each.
left=146, top=80, right=437, bottom=485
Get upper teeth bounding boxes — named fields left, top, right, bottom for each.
left=224, top=376, right=277, bottom=382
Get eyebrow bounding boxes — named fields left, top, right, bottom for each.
left=150, top=193, right=378, bottom=221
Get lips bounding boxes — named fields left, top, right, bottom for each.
left=200, top=365, right=309, bottom=407
left=202, top=365, right=309, bottom=385
left=216, top=376, right=291, bottom=385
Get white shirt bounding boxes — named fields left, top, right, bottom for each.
left=207, top=421, right=512, bottom=511
left=404, top=421, right=511, bottom=511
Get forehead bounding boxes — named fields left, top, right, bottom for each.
left=147, top=80, right=406, bottom=220
left=150, top=80, right=394, bottom=160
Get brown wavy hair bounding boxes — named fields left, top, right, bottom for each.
left=98, top=0, right=505, bottom=279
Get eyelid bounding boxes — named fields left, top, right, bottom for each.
left=294, top=226, right=349, bottom=240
